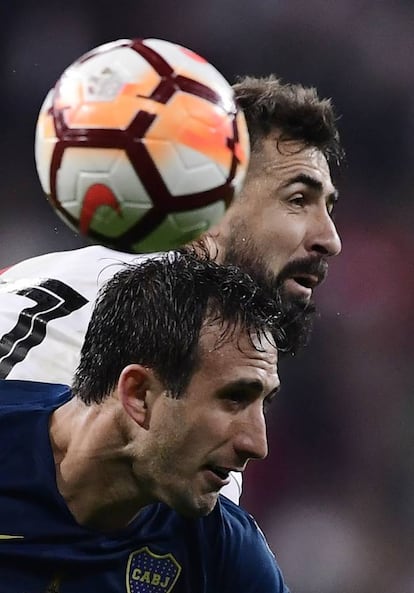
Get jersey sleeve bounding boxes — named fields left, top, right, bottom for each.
left=218, top=501, right=290, bottom=593
left=0, top=246, right=142, bottom=383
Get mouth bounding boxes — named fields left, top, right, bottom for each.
left=283, top=276, right=319, bottom=300
left=292, top=274, right=320, bottom=289
left=203, top=465, right=232, bottom=488
left=278, top=258, right=328, bottom=301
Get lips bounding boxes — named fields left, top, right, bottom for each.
left=291, top=274, right=320, bottom=290
left=279, top=258, right=328, bottom=295
left=210, top=466, right=230, bottom=480
left=204, top=465, right=237, bottom=487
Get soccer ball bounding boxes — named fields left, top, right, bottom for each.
left=34, top=38, right=250, bottom=253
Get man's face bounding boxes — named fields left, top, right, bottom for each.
left=143, top=327, right=279, bottom=518
left=220, top=132, right=341, bottom=307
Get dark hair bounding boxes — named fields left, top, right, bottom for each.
left=233, top=74, right=344, bottom=165
left=72, top=250, right=287, bottom=404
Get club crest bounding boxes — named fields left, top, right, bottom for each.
left=126, top=546, right=182, bottom=593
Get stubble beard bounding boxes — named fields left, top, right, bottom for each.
left=221, top=229, right=317, bottom=356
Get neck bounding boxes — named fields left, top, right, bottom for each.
left=49, top=397, right=154, bottom=531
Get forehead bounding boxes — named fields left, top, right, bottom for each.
left=197, top=325, right=279, bottom=389
left=254, top=133, right=334, bottom=191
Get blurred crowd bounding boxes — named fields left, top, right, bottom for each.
left=1, top=2, right=413, bottom=592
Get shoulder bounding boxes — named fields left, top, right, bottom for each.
left=207, top=497, right=290, bottom=592
left=0, top=379, right=72, bottom=410
left=215, top=496, right=270, bottom=548
left=0, top=246, right=157, bottom=305
left=1, top=246, right=146, bottom=283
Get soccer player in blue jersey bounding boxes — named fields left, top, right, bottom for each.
left=0, top=250, right=297, bottom=592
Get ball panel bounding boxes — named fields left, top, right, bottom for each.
left=78, top=183, right=122, bottom=236
left=130, top=200, right=226, bottom=252
left=143, top=39, right=235, bottom=107
left=56, top=48, right=161, bottom=130
left=56, top=147, right=151, bottom=236
left=144, top=140, right=227, bottom=195
left=145, top=92, right=234, bottom=171
left=56, top=147, right=122, bottom=218
left=176, top=95, right=235, bottom=176
left=87, top=202, right=149, bottom=239
left=108, top=151, right=152, bottom=207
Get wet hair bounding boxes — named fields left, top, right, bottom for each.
left=233, top=74, right=344, bottom=165
left=73, top=249, right=289, bottom=404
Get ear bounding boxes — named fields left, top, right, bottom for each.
left=117, top=364, right=162, bottom=429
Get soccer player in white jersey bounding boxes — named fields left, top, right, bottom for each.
left=0, top=75, right=344, bottom=504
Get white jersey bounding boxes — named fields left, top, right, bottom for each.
left=0, top=245, right=242, bottom=504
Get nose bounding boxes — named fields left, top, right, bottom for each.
left=234, top=412, right=268, bottom=462
left=308, top=209, right=342, bottom=257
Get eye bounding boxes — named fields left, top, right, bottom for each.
left=327, top=201, right=336, bottom=219
left=220, top=390, right=254, bottom=410
left=288, top=193, right=306, bottom=207
left=326, top=192, right=339, bottom=218
left=263, top=395, right=276, bottom=414
left=218, top=381, right=267, bottom=412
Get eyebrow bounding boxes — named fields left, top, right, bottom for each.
left=220, top=379, right=263, bottom=394
left=219, top=379, right=281, bottom=397
left=283, top=173, right=339, bottom=205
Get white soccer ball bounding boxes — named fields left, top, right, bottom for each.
left=35, top=38, right=250, bottom=252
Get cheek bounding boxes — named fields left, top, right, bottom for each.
left=150, top=406, right=186, bottom=451
left=183, top=411, right=228, bottom=450
left=260, top=211, right=306, bottom=254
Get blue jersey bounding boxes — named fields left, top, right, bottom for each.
left=0, top=380, right=289, bottom=593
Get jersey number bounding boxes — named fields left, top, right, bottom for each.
left=0, top=279, right=87, bottom=378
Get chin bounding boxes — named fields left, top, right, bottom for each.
left=295, top=293, right=313, bottom=307
left=277, top=289, right=317, bottom=355
left=280, top=283, right=315, bottom=308
left=173, top=492, right=219, bottom=518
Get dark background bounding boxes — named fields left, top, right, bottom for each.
left=1, top=2, right=414, bottom=592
